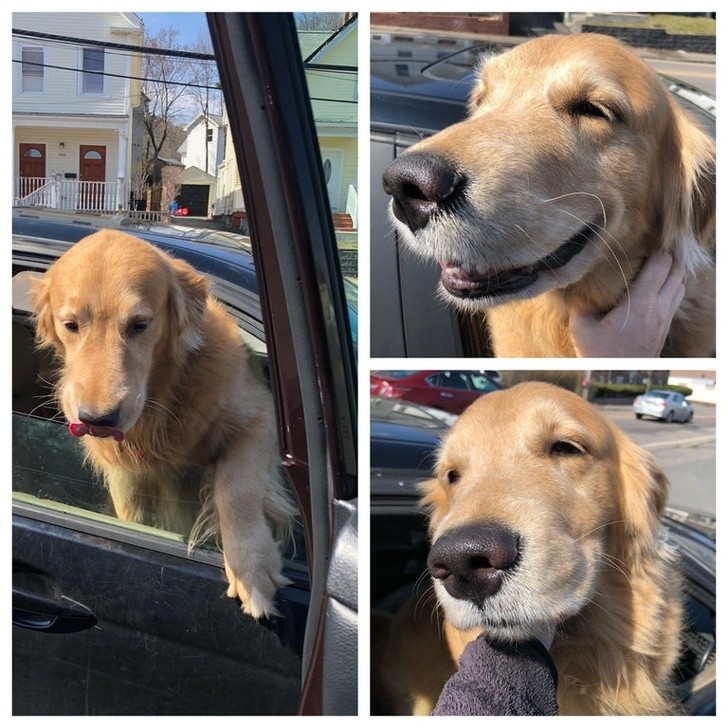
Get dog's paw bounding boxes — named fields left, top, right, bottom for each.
left=222, top=531, right=290, bottom=619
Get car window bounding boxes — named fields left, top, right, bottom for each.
left=12, top=12, right=358, bottom=572
left=428, top=372, right=470, bottom=390
left=468, top=374, right=499, bottom=392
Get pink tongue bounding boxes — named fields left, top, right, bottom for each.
left=69, top=422, right=125, bottom=442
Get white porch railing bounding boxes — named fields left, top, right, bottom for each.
left=14, top=177, right=126, bottom=213
left=345, top=184, right=358, bottom=229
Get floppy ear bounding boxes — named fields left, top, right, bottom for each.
left=660, top=103, right=715, bottom=274
left=610, top=425, right=668, bottom=568
left=166, top=256, right=209, bottom=361
left=29, top=273, right=61, bottom=350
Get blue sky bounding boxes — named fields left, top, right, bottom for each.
left=137, top=12, right=210, bottom=48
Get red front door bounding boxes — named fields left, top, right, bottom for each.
left=79, top=145, right=106, bottom=209
left=18, top=143, right=46, bottom=198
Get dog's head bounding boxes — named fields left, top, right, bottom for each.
left=383, top=33, right=715, bottom=312
left=31, top=230, right=209, bottom=440
left=420, top=381, right=668, bottom=641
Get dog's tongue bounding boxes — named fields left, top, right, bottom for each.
left=69, top=422, right=125, bottom=442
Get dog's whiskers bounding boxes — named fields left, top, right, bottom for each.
left=557, top=208, right=633, bottom=331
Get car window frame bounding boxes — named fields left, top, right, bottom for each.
left=208, top=13, right=357, bottom=715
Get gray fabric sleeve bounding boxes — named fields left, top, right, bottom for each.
left=432, top=635, right=559, bottom=716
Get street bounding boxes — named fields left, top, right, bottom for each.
left=596, top=403, right=716, bottom=516
left=645, top=57, right=716, bottom=96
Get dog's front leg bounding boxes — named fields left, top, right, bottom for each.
left=213, top=427, right=289, bottom=619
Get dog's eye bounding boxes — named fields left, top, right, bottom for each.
left=128, top=321, right=150, bottom=335
left=63, top=321, right=79, bottom=333
left=445, top=469, right=460, bottom=485
left=550, top=440, right=586, bottom=456
left=567, top=99, right=616, bottom=123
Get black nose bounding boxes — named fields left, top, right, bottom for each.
left=427, top=523, right=520, bottom=603
left=77, top=406, right=122, bottom=428
left=382, top=152, right=463, bottom=232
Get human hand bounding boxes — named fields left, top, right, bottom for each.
left=569, top=252, right=686, bottom=357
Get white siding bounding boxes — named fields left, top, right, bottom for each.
left=13, top=13, right=142, bottom=117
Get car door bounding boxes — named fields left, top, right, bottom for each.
left=424, top=371, right=477, bottom=412
left=208, top=15, right=357, bottom=714
left=12, top=12, right=357, bottom=716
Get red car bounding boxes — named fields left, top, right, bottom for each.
left=370, top=370, right=503, bottom=414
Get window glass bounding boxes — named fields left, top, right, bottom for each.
left=82, top=47, right=104, bottom=93
left=21, top=46, right=43, bottom=92
left=12, top=13, right=357, bottom=571
left=469, top=374, right=500, bottom=392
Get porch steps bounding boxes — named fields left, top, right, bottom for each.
left=332, top=212, right=355, bottom=231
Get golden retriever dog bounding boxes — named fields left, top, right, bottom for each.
left=382, top=33, right=715, bottom=357
left=374, top=382, right=683, bottom=715
left=31, top=230, right=296, bottom=619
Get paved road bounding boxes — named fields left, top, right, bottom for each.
left=595, top=403, right=715, bottom=516
left=645, top=57, right=716, bottom=96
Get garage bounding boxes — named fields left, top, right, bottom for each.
left=177, top=166, right=216, bottom=217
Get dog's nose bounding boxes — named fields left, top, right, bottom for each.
left=427, top=523, right=520, bottom=603
left=77, top=406, right=122, bottom=429
left=382, top=152, right=462, bottom=232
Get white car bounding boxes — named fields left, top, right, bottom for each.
left=633, top=390, right=694, bottom=423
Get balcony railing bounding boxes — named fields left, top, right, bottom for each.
left=14, top=177, right=126, bottom=213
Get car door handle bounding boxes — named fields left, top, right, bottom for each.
left=13, top=571, right=98, bottom=634
left=440, top=392, right=454, bottom=398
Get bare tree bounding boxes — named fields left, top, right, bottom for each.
left=137, top=27, right=193, bottom=205
left=295, top=13, right=347, bottom=30
left=186, top=32, right=223, bottom=176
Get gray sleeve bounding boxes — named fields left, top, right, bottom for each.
left=432, top=636, right=559, bottom=716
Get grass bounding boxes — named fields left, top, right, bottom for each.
left=594, top=14, right=715, bottom=35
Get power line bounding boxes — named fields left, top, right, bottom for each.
left=12, top=58, right=220, bottom=91
left=12, top=28, right=357, bottom=72
left=13, top=28, right=215, bottom=61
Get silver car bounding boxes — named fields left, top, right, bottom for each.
left=633, top=390, right=694, bottom=423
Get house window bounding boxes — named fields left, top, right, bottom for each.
left=82, top=47, right=105, bottom=94
left=21, top=46, right=44, bottom=92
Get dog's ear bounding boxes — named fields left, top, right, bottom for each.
left=610, top=425, right=668, bottom=567
left=29, top=273, right=61, bottom=350
left=167, top=256, right=209, bottom=360
left=660, top=104, right=715, bottom=273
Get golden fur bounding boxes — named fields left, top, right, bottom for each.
left=374, top=382, right=683, bottom=715
left=386, top=34, right=715, bottom=356
left=31, top=230, right=296, bottom=619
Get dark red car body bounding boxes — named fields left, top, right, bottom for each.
left=370, top=370, right=502, bottom=414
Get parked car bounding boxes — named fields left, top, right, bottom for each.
left=371, top=28, right=716, bottom=357
left=370, top=401, right=715, bottom=715
left=370, top=370, right=503, bottom=415
left=633, top=390, right=695, bottom=423
left=12, top=13, right=357, bottom=716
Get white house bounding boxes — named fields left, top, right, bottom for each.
left=178, top=113, right=224, bottom=177
left=12, top=12, right=143, bottom=212
left=213, top=15, right=358, bottom=229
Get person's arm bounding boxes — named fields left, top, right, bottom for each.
left=569, top=252, right=686, bottom=357
left=432, top=635, right=559, bottom=716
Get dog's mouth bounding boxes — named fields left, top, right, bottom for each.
left=69, top=422, right=126, bottom=442
left=440, top=224, right=593, bottom=299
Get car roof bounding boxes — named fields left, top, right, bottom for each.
left=12, top=208, right=260, bottom=290
left=371, top=29, right=715, bottom=136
